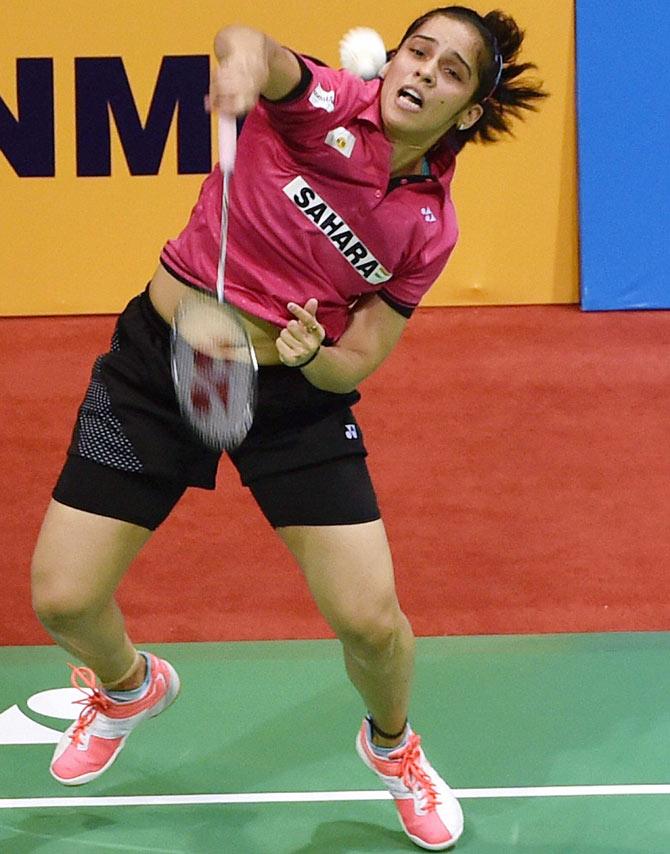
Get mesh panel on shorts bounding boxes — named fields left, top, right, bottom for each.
left=76, top=336, right=144, bottom=473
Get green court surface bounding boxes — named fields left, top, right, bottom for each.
left=1, top=633, right=670, bottom=852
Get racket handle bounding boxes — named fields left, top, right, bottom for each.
left=218, top=114, right=237, bottom=174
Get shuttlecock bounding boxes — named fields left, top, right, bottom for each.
left=339, top=27, right=387, bottom=80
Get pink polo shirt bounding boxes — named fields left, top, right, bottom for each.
left=160, top=55, right=459, bottom=342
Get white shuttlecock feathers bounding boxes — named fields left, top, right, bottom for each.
left=339, top=27, right=387, bottom=80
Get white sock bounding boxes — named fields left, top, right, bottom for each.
left=103, top=652, right=151, bottom=703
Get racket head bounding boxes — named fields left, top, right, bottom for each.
left=171, top=290, right=258, bottom=451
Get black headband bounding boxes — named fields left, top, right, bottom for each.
left=484, top=41, right=504, bottom=100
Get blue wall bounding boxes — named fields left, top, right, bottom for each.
left=576, top=1, right=669, bottom=310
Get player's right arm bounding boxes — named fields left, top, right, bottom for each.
left=211, top=25, right=302, bottom=115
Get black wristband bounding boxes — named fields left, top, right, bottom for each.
left=294, top=346, right=320, bottom=369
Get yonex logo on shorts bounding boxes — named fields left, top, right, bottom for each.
left=283, top=177, right=392, bottom=285
left=345, top=424, right=358, bottom=439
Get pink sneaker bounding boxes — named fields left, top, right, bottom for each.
left=356, top=719, right=464, bottom=851
left=50, top=654, right=180, bottom=785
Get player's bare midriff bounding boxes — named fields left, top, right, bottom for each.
left=149, top=265, right=284, bottom=366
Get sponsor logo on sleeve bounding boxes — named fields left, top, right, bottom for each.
left=282, top=177, right=392, bottom=284
left=309, top=84, right=336, bottom=113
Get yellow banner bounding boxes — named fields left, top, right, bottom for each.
left=1, top=0, right=577, bottom=315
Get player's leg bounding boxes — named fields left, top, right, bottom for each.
left=235, top=379, right=463, bottom=848
left=278, top=519, right=414, bottom=743
left=244, top=442, right=463, bottom=851
left=245, top=448, right=412, bottom=741
left=32, top=488, right=183, bottom=786
left=31, top=289, right=204, bottom=785
left=31, top=498, right=152, bottom=686
left=278, top=518, right=463, bottom=851
left=35, top=285, right=215, bottom=685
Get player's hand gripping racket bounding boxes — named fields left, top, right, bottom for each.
left=171, top=115, right=258, bottom=450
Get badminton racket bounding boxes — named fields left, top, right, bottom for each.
left=171, top=115, right=258, bottom=450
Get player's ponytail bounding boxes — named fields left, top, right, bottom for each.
left=470, top=9, right=548, bottom=144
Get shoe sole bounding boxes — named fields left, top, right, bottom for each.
left=355, top=730, right=460, bottom=852
left=50, top=661, right=181, bottom=786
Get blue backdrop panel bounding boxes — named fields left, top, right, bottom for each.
left=576, top=1, right=669, bottom=310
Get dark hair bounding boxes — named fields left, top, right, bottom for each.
left=396, top=6, right=548, bottom=147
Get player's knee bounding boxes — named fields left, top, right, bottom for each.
left=335, top=600, right=404, bottom=654
left=31, top=561, right=97, bottom=630
left=32, top=587, right=94, bottom=630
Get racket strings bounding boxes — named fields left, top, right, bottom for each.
left=171, top=295, right=256, bottom=450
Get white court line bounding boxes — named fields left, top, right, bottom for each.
left=2, top=785, right=670, bottom=809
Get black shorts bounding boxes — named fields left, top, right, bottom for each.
left=53, top=288, right=380, bottom=530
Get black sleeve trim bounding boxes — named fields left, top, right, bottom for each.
left=159, top=258, right=210, bottom=293
left=378, top=290, right=416, bottom=319
left=261, top=53, right=313, bottom=105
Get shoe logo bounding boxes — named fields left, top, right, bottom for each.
left=345, top=424, right=358, bottom=439
left=421, top=206, right=437, bottom=223
left=325, top=126, right=356, bottom=158
left=309, top=83, right=335, bottom=113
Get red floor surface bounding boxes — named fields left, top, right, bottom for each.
left=2, top=305, right=669, bottom=644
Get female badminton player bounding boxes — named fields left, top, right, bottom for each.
left=31, top=6, right=546, bottom=849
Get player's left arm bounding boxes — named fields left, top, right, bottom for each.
left=279, top=294, right=409, bottom=394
